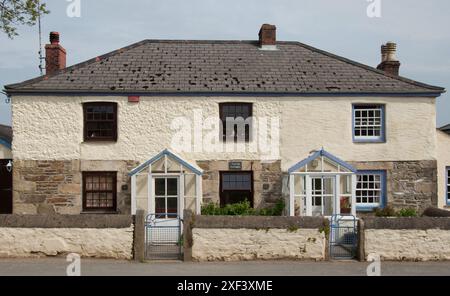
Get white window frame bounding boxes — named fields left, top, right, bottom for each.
left=355, top=171, right=386, bottom=210
left=353, top=105, right=385, bottom=142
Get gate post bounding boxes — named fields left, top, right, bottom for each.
left=134, top=209, right=147, bottom=262
left=183, top=209, right=194, bottom=262
left=357, top=218, right=365, bottom=261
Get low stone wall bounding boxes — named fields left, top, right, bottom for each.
left=362, top=217, right=450, bottom=261
left=0, top=214, right=134, bottom=259
left=184, top=211, right=328, bottom=262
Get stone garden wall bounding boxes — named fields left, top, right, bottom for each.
left=0, top=214, right=134, bottom=259
left=361, top=217, right=450, bottom=261
left=183, top=211, right=328, bottom=262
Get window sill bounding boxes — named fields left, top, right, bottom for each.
left=356, top=207, right=378, bottom=212
left=83, top=139, right=118, bottom=143
left=353, top=139, right=386, bottom=144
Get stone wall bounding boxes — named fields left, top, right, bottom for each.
left=197, top=160, right=282, bottom=208
left=0, top=227, right=134, bottom=259
left=362, top=217, right=450, bottom=261
left=13, top=160, right=138, bottom=214
left=184, top=212, right=328, bottom=262
left=192, top=228, right=326, bottom=261
left=0, top=214, right=134, bottom=259
left=351, top=160, right=437, bottom=212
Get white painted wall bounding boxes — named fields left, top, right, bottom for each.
left=437, top=130, right=450, bottom=208
left=11, top=95, right=436, bottom=170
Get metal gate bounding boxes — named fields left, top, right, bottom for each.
left=329, top=215, right=358, bottom=260
left=145, top=213, right=182, bottom=260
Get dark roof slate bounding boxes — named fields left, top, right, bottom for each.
left=5, top=40, right=445, bottom=95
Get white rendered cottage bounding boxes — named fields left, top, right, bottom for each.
left=3, top=25, right=449, bottom=218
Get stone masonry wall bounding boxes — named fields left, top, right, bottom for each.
left=0, top=227, right=134, bottom=259
left=184, top=213, right=328, bottom=262
left=365, top=229, right=450, bottom=261
left=13, top=160, right=138, bottom=214
left=196, top=160, right=282, bottom=208
left=192, top=228, right=326, bottom=261
left=350, top=160, right=437, bottom=212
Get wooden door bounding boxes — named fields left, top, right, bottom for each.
left=0, top=159, right=12, bottom=214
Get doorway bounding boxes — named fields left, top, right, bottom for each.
left=311, top=176, right=335, bottom=216
left=0, top=159, right=12, bottom=214
left=153, top=176, right=179, bottom=219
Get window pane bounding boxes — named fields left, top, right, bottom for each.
left=84, top=103, right=116, bottom=141
left=220, top=103, right=252, bottom=142
left=155, top=197, right=165, bottom=214
left=353, top=105, right=383, bottom=140
left=167, top=178, right=178, bottom=195
left=222, top=173, right=252, bottom=190
left=355, top=173, right=383, bottom=208
left=167, top=197, right=178, bottom=213
left=83, top=172, right=116, bottom=210
left=155, top=178, right=165, bottom=196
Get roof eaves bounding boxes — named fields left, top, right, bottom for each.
left=3, top=89, right=444, bottom=97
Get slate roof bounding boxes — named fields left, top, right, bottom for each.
left=4, top=40, right=445, bottom=95
left=439, top=124, right=450, bottom=135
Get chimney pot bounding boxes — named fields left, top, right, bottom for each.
left=45, top=31, right=66, bottom=75
left=258, top=24, right=277, bottom=49
left=381, top=45, right=387, bottom=62
left=49, top=31, right=60, bottom=44
left=377, top=42, right=400, bottom=76
left=385, top=42, right=398, bottom=62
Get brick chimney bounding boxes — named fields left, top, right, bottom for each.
left=377, top=42, right=400, bottom=76
left=258, top=24, right=277, bottom=50
left=45, top=32, right=66, bottom=75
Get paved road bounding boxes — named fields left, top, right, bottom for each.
left=0, top=258, right=449, bottom=276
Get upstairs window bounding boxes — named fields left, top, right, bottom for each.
left=83, top=102, right=117, bottom=141
left=353, top=104, right=385, bottom=142
left=219, top=103, right=252, bottom=142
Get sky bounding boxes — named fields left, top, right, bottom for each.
left=1, top=0, right=449, bottom=126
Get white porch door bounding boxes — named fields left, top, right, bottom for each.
left=310, top=176, right=335, bottom=216
left=153, top=176, right=180, bottom=226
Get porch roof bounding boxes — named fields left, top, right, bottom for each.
left=287, top=149, right=357, bottom=174
left=128, top=149, right=203, bottom=176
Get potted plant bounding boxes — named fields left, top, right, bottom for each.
left=340, top=196, right=351, bottom=214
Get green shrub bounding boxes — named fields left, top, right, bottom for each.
left=396, top=208, right=418, bottom=217
left=201, top=199, right=285, bottom=216
left=374, top=206, right=396, bottom=217
left=375, top=206, right=418, bottom=217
